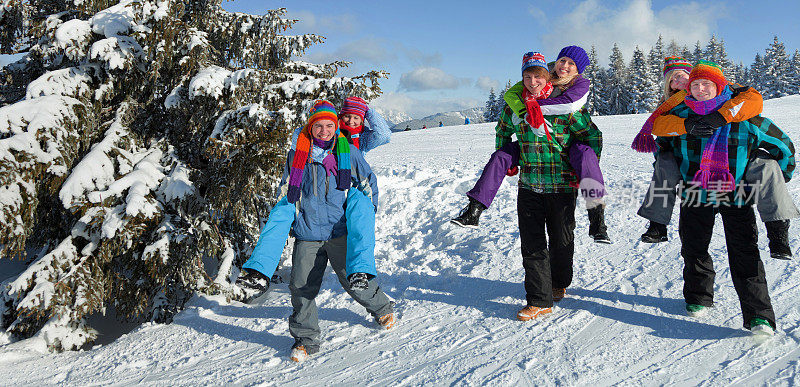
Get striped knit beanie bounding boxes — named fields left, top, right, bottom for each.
left=305, top=100, right=339, bottom=131
left=340, top=96, right=368, bottom=119
left=662, top=56, right=692, bottom=77
left=687, top=60, right=728, bottom=97
left=556, top=45, right=590, bottom=74
left=521, top=52, right=548, bottom=76
left=287, top=100, right=351, bottom=203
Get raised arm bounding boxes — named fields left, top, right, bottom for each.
left=360, top=108, right=391, bottom=153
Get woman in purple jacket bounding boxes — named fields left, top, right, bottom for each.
left=452, top=45, right=610, bottom=244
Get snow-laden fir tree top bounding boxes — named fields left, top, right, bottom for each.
left=0, top=0, right=386, bottom=351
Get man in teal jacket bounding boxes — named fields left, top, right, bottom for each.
left=656, top=61, right=795, bottom=336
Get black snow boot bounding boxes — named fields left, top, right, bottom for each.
left=640, top=221, right=668, bottom=243
left=450, top=198, right=487, bottom=228
left=235, top=269, right=270, bottom=303
left=587, top=205, right=612, bottom=244
left=765, top=220, right=792, bottom=260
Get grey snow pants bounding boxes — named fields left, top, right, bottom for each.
left=638, top=150, right=800, bottom=225
left=289, top=236, right=393, bottom=347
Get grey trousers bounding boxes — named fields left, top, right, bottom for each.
left=638, top=151, right=800, bottom=224
left=288, top=236, right=393, bottom=347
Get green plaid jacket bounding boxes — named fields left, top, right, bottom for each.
left=496, top=104, right=603, bottom=193
left=656, top=104, right=795, bottom=205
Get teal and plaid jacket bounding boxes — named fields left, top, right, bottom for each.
left=496, top=104, right=603, bottom=193
left=656, top=104, right=795, bottom=205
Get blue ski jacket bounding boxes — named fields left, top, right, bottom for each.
left=242, top=143, right=378, bottom=277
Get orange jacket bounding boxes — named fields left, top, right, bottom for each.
left=651, top=85, right=763, bottom=136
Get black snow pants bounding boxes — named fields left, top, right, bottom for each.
left=518, top=187, right=577, bottom=308
left=679, top=203, right=776, bottom=329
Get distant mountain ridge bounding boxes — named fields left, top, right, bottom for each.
left=371, top=108, right=413, bottom=127
left=390, top=107, right=486, bottom=131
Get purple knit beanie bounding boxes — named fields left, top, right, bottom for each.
left=557, top=45, right=590, bottom=74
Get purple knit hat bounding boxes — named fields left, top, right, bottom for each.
left=557, top=45, right=590, bottom=74
left=521, top=52, right=548, bottom=76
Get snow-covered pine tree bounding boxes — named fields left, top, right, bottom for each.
left=493, top=79, right=512, bottom=119
left=691, top=41, right=703, bottom=64
left=648, top=35, right=665, bottom=84
left=680, top=45, right=692, bottom=64
left=0, top=1, right=385, bottom=351
left=582, top=46, right=605, bottom=115
left=704, top=35, right=735, bottom=83
left=761, top=36, right=792, bottom=99
left=790, top=50, right=800, bottom=95
left=483, top=88, right=497, bottom=122
left=666, top=39, right=682, bottom=57
left=750, top=53, right=767, bottom=92
left=628, top=46, right=657, bottom=113
left=606, top=43, right=630, bottom=114
left=733, top=63, right=748, bottom=88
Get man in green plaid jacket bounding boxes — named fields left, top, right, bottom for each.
left=496, top=101, right=603, bottom=318
left=495, top=105, right=603, bottom=193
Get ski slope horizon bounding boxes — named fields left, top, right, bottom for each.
left=2, top=96, right=800, bottom=385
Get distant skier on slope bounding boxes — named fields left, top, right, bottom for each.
left=652, top=61, right=794, bottom=336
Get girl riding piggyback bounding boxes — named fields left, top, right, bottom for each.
left=452, top=46, right=611, bottom=244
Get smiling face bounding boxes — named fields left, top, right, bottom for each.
left=522, top=68, right=549, bottom=95
left=690, top=79, right=718, bottom=102
left=554, top=57, right=578, bottom=78
left=669, top=70, right=690, bottom=92
left=341, top=113, right=363, bottom=128
left=311, top=119, right=336, bottom=141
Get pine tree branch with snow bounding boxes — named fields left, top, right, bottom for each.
left=0, top=0, right=385, bottom=351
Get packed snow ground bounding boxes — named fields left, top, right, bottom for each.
left=3, top=96, right=800, bottom=385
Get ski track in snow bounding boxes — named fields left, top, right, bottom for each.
left=3, top=96, right=800, bottom=385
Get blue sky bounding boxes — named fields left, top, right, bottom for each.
left=221, top=0, right=799, bottom=118
left=2, top=1, right=794, bottom=119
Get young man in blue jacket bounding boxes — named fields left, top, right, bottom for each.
left=236, top=100, right=394, bottom=362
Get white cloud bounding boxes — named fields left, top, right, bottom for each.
left=541, top=0, right=726, bottom=65
left=371, top=92, right=481, bottom=119
left=305, top=37, right=396, bottom=65
left=528, top=6, right=547, bottom=24
left=475, top=76, right=500, bottom=92
left=402, top=47, right=442, bottom=67
left=286, top=10, right=358, bottom=34
left=399, top=67, right=462, bottom=91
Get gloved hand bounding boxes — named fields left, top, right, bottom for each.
left=506, top=166, right=519, bottom=176
left=684, top=114, right=715, bottom=138
left=697, top=111, right=727, bottom=129
left=322, top=153, right=337, bottom=176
